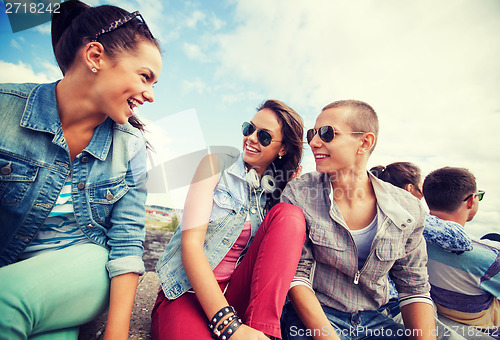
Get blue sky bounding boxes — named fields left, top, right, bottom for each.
left=1, top=0, right=499, bottom=239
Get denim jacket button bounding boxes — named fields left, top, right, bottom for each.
left=106, top=189, right=114, bottom=201
left=81, top=156, right=89, bottom=163
left=1, top=163, right=12, bottom=175
left=86, top=224, right=93, bottom=228
left=77, top=182, right=85, bottom=190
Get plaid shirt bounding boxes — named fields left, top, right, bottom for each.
left=282, top=171, right=431, bottom=312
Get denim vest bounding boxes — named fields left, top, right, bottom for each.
left=156, top=153, right=266, bottom=299
left=0, top=82, right=147, bottom=278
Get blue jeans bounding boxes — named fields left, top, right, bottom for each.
left=281, top=299, right=407, bottom=340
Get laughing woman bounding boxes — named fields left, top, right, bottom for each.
left=0, top=1, right=161, bottom=339
left=152, top=100, right=306, bottom=340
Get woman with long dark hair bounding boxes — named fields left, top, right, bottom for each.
left=152, top=100, right=306, bottom=339
left=0, top=1, right=162, bottom=338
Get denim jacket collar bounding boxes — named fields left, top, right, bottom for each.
left=226, top=153, right=247, bottom=181
left=20, top=82, right=61, bottom=135
left=19, top=81, right=112, bottom=161
left=226, top=153, right=275, bottom=185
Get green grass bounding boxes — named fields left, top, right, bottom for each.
left=145, top=214, right=179, bottom=232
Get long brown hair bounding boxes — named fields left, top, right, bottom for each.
left=257, top=100, right=303, bottom=209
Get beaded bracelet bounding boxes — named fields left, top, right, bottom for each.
left=218, top=317, right=242, bottom=340
left=208, top=306, right=236, bottom=333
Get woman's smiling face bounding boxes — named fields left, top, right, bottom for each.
left=242, top=108, right=285, bottom=175
left=94, top=40, right=162, bottom=124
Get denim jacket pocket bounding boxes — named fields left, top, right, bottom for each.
left=210, top=187, right=237, bottom=222
left=0, top=155, right=39, bottom=206
left=89, top=176, right=129, bottom=225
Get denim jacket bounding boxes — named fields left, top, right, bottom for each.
left=0, top=82, right=147, bottom=278
left=156, top=152, right=266, bottom=300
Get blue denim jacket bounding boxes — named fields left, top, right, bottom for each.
left=156, top=152, right=266, bottom=299
left=0, top=82, right=147, bottom=278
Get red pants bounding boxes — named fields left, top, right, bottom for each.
left=151, top=203, right=306, bottom=339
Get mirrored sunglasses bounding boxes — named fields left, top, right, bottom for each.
left=306, top=126, right=365, bottom=144
left=242, top=122, right=281, bottom=147
left=463, top=190, right=485, bottom=201
left=92, top=11, right=153, bottom=42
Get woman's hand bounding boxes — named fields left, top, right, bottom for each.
left=231, top=324, right=271, bottom=340
left=290, top=165, right=303, bottom=180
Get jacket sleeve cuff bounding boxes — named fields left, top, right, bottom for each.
left=106, top=255, right=145, bottom=278
left=290, top=277, right=314, bottom=292
left=398, top=292, right=434, bottom=308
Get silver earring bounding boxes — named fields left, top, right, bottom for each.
left=279, top=155, right=282, bottom=160
left=91, top=67, right=97, bottom=73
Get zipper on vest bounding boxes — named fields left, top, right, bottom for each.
left=354, top=270, right=361, bottom=284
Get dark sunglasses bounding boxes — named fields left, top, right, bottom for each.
left=463, top=190, right=485, bottom=201
left=92, top=11, right=153, bottom=42
left=242, top=122, right=281, bottom=147
left=306, top=126, right=365, bottom=144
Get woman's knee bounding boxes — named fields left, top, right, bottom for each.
left=268, top=203, right=306, bottom=234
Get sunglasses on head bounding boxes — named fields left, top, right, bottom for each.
left=306, top=126, right=365, bottom=144
left=92, top=11, right=153, bottom=42
left=463, top=190, right=485, bottom=201
left=242, top=122, right=281, bottom=147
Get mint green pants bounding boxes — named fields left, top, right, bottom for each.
left=0, top=244, right=110, bottom=340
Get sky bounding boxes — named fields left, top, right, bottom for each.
left=0, top=0, right=498, bottom=239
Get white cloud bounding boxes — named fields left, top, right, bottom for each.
left=183, top=42, right=207, bottom=61
left=10, top=39, right=21, bottom=50
left=41, top=62, right=62, bottom=77
left=182, top=78, right=209, bottom=95
left=0, top=60, right=60, bottom=83
left=186, top=10, right=206, bottom=28
left=35, top=22, right=51, bottom=34
left=210, top=13, right=225, bottom=30
left=220, top=90, right=262, bottom=105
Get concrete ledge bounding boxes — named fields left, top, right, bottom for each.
left=78, top=272, right=160, bottom=340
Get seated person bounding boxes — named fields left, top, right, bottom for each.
left=371, top=162, right=472, bottom=253
left=423, top=167, right=499, bottom=339
left=281, top=100, right=436, bottom=340
left=370, top=162, right=424, bottom=199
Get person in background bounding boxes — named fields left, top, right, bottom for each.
left=152, top=100, right=306, bottom=340
left=370, top=162, right=423, bottom=199
left=281, top=100, right=436, bottom=340
left=371, top=162, right=475, bottom=339
left=370, top=162, right=473, bottom=253
left=0, top=1, right=162, bottom=339
left=423, top=167, right=499, bottom=339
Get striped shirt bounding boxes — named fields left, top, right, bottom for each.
left=426, top=215, right=500, bottom=328
left=20, top=177, right=89, bottom=259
